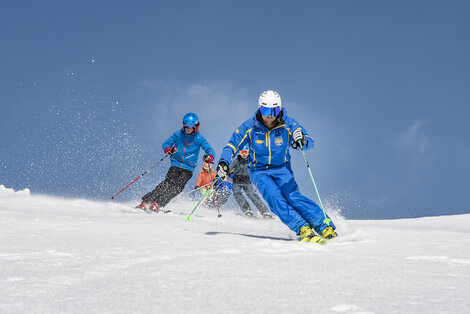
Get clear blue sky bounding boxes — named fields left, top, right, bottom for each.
left=1, top=0, right=469, bottom=219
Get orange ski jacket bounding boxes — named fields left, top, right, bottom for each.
left=195, top=169, right=216, bottom=189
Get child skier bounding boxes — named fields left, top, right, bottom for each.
left=137, top=113, right=215, bottom=212
left=195, top=162, right=217, bottom=202
left=229, top=145, right=273, bottom=219
left=216, top=91, right=337, bottom=243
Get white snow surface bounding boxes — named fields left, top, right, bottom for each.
left=1, top=185, right=469, bottom=314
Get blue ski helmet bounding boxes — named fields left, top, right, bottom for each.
left=182, top=113, right=200, bottom=132
left=183, top=113, right=199, bottom=125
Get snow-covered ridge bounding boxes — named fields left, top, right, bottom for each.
left=0, top=185, right=30, bottom=197
left=0, top=185, right=469, bottom=313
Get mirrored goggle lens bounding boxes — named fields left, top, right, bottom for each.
left=259, top=106, right=281, bottom=117
left=240, top=150, right=249, bottom=155
left=183, top=123, right=196, bottom=129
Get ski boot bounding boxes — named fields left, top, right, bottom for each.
left=322, top=226, right=338, bottom=239
left=136, top=201, right=148, bottom=211
left=299, top=226, right=327, bottom=244
left=261, top=212, right=274, bottom=219
left=299, top=226, right=314, bottom=242
left=245, top=211, right=255, bottom=218
left=149, top=202, right=160, bottom=212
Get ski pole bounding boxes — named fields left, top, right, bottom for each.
left=298, top=141, right=331, bottom=226
left=185, top=192, right=208, bottom=222
left=185, top=178, right=224, bottom=222
left=183, top=182, right=213, bottom=196
left=110, top=154, right=170, bottom=200
left=199, top=160, right=222, bottom=217
left=209, top=175, right=223, bottom=218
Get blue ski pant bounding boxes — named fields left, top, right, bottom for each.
left=249, top=165, right=335, bottom=235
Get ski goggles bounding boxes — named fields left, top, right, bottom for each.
left=239, top=150, right=249, bottom=155
left=259, top=106, right=281, bottom=117
left=183, top=123, right=197, bottom=129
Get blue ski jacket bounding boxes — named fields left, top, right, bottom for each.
left=163, top=129, right=215, bottom=172
left=219, top=109, right=314, bottom=171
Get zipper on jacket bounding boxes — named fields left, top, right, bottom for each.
left=181, top=133, right=189, bottom=168
left=268, top=124, right=286, bottom=168
left=267, top=129, right=271, bottom=167
left=285, top=128, right=291, bottom=163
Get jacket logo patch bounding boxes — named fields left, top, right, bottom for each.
left=255, top=140, right=264, bottom=144
left=274, top=136, right=283, bottom=146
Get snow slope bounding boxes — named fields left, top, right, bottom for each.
left=1, top=185, right=469, bottom=314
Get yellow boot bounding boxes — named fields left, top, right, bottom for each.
left=299, top=226, right=314, bottom=242
left=299, top=226, right=327, bottom=244
left=322, top=226, right=338, bottom=239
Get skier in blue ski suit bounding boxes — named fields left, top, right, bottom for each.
left=137, top=113, right=215, bottom=212
left=216, top=91, right=337, bottom=241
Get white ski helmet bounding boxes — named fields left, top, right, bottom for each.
left=258, top=90, right=282, bottom=109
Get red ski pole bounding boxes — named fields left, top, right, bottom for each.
left=110, top=154, right=170, bottom=199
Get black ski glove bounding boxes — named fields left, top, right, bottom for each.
left=216, top=161, right=229, bottom=179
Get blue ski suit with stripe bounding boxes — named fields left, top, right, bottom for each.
left=218, top=110, right=335, bottom=235
left=163, top=129, right=215, bottom=172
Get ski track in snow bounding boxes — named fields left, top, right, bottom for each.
left=1, top=185, right=470, bottom=313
